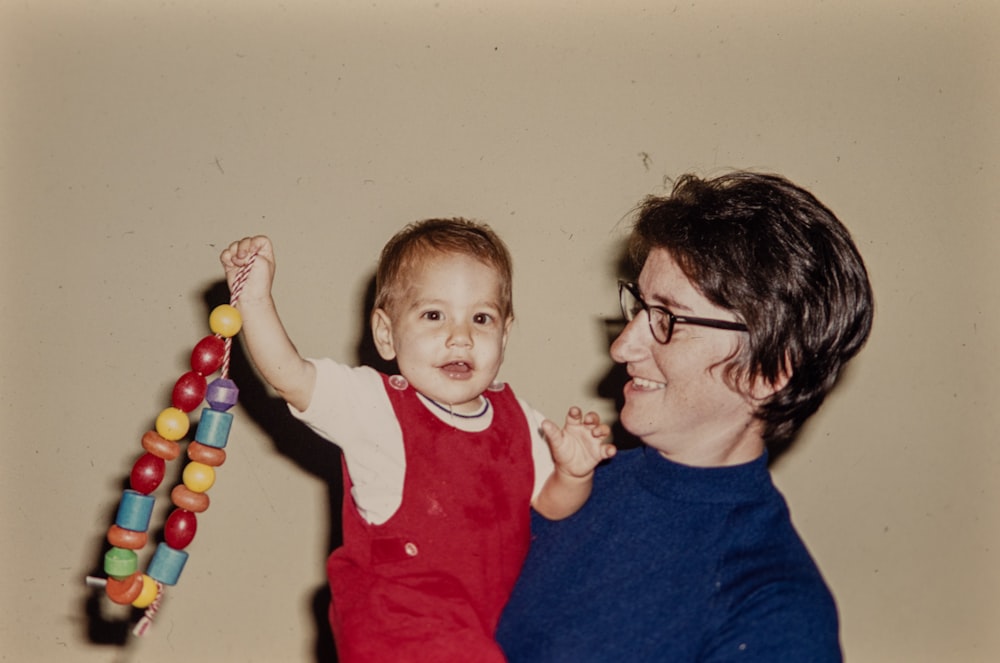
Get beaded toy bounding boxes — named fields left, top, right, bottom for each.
left=87, top=256, right=255, bottom=636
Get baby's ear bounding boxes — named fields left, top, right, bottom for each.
left=371, top=308, right=397, bottom=361
left=501, top=315, right=514, bottom=348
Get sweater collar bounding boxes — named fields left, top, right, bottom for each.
left=635, top=445, right=773, bottom=504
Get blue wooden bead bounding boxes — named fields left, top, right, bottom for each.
left=115, top=489, right=156, bottom=532
left=205, top=377, right=239, bottom=412
left=194, top=408, right=233, bottom=449
left=146, top=542, right=189, bottom=586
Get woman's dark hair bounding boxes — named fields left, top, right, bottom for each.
left=629, top=172, right=874, bottom=449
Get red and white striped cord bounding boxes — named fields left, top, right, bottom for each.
left=221, top=253, right=255, bottom=379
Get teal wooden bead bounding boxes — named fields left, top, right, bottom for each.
left=115, top=489, right=156, bottom=532
left=146, top=542, right=189, bottom=586
left=194, top=408, right=233, bottom=449
left=104, top=546, right=138, bottom=580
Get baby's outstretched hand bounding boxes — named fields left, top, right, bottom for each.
left=541, top=407, right=616, bottom=479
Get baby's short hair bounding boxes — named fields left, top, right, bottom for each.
left=374, top=217, right=514, bottom=319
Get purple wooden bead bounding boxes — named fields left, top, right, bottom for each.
left=205, top=377, right=239, bottom=411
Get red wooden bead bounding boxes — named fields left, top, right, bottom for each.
left=190, top=335, right=225, bottom=375
left=164, top=509, right=198, bottom=549
left=171, top=371, right=207, bottom=412
left=130, top=453, right=166, bottom=494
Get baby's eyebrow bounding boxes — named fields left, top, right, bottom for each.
left=408, top=295, right=443, bottom=307
left=474, top=300, right=502, bottom=311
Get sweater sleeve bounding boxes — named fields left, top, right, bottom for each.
left=700, top=556, right=842, bottom=662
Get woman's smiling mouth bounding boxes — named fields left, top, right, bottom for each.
left=631, top=376, right=666, bottom=390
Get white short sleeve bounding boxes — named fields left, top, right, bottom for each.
left=288, top=359, right=405, bottom=525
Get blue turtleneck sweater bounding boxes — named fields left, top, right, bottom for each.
left=496, top=447, right=841, bottom=662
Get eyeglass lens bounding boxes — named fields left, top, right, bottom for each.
left=619, top=282, right=671, bottom=343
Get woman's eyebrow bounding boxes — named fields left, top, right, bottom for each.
left=643, top=287, right=694, bottom=314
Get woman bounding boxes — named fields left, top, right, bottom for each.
left=496, top=171, right=874, bottom=662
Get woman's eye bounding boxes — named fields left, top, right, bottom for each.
left=649, top=310, right=671, bottom=336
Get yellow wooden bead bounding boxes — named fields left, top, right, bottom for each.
left=209, top=304, right=242, bottom=338
left=183, top=461, right=216, bottom=493
left=131, top=574, right=159, bottom=608
left=155, top=407, right=190, bottom=441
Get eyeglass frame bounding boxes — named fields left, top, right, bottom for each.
left=618, top=280, right=748, bottom=345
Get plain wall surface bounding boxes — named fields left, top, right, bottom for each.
left=2, top=1, right=998, bottom=661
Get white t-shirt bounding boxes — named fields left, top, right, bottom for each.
left=289, top=358, right=555, bottom=525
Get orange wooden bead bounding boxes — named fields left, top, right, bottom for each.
left=171, top=484, right=210, bottom=513
left=141, top=430, right=180, bottom=461
left=105, top=572, right=144, bottom=605
left=187, top=441, right=227, bottom=467
left=106, top=524, right=148, bottom=550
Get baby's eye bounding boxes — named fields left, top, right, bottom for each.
left=421, top=310, right=443, bottom=321
left=472, top=312, right=494, bottom=325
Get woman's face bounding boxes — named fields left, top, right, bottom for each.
left=610, top=248, right=765, bottom=466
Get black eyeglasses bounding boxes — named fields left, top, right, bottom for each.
left=618, top=280, right=748, bottom=345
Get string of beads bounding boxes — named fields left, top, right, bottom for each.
left=90, top=256, right=254, bottom=636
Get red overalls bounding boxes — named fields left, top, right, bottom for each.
left=328, top=375, right=534, bottom=662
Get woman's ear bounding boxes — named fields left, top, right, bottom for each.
left=748, top=353, right=792, bottom=402
left=371, top=308, right=397, bottom=361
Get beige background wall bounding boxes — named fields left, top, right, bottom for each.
left=2, top=1, right=997, bottom=661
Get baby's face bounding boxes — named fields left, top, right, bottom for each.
left=375, top=252, right=511, bottom=413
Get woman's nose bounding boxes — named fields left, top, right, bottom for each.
left=610, top=316, right=648, bottom=363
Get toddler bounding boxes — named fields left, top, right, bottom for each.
left=221, top=219, right=614, bottom=661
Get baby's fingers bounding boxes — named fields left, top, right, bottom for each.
left=222, top=236, right=270, bottom=266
